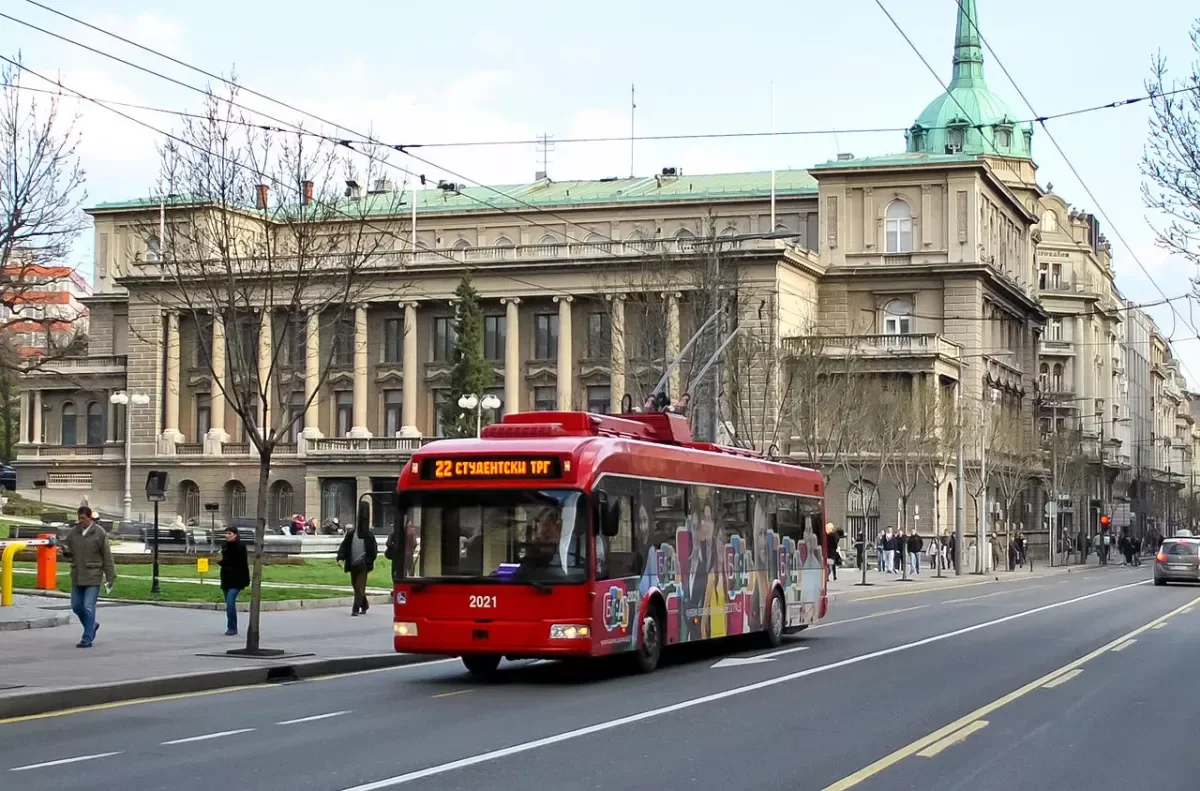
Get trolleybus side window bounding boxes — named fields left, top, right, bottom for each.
left=776, top=496, right=804, bottom=543
left=718, top=489, right=751, bottom=558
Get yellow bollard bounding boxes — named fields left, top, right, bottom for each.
left=2, top=541, right=29, bottom=606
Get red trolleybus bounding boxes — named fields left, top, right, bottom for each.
left=388, top=410, right=828, bottom=676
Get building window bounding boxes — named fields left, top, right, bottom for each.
left=281, top=319, right=305, bottom=368
left=286, top=391, right=304, bottom=443
left=335, top=391, right=353, bottom=437
left=384, top=389, right=403, bottom=437
left=885, top=201, right=913, bottom=254
left=536, top=234, right=561, bottom=257
left=534, top=313, right=559, bottom=360
left=484, top=315, right=506, bottom=362
left=995, top=126, right=1012, bottom=148
left=846, top=480, right=881, bottom=546
left=383, top=318, right=404, bottom=363
left=1051, top=364, right=1064, bottom=393
left=1042, top=210, right=1058, bottom=233
left=224, top=480, right=247, bottom=523
left=1038, top=262, right=1049, bottom=290
left=587, top=312, right=611, bottom=358
left=1051, top=263, right=1062, bottom=289
left=674, top=228, right=696, bottom=253
left=330, top=315, right=354, bottom=366
left=61, top=402, right=77, bottom=447
left=196, top=393, right=211, bottom=438
left=452, top=238, right=471, bottom=252
left=587, top=385, right=611, bottom=415
left=269, top=480, right=294, bottom=526
left=85, top=402, right=103, bottom=446
left=947, top=124, right=966, bottom=153
left=433, top=317, right=457, bottom=362
left=882, top=298, right=913, bottom=335
left=533, top=386, right=557, bottom=412
left=1047, top=318, right=1063, bottom=341
left=1039, top=363, right=1050, bottom=392
left=146, top=235, right=161, bottom=262
left=433, top=389, right=449, bottom=437
left=181, top=480, right=201, bottom=525
left=494, top=236, right=515, bottom=259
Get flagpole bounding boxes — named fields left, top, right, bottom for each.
left=770, top=81, right=776, bottom=230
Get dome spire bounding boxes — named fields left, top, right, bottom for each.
left=951, top=0, right=985, bottom=88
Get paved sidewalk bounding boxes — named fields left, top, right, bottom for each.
left=828, top=556, right=1114, bottom=602
left=0, top=594, right=72, bottom=631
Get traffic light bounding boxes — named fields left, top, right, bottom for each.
left=1099, top=514, right=1111, bottom=528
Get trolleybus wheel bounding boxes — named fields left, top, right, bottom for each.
left=764, top=591, right=785, bottom=648
left=462, top=654, right=501, bottom=677
left=633, top=607, right=664, bottom=674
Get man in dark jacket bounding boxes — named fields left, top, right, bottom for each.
left=218, top=527, right=250, bottom=636
left=62, top=506, right=116, bottom=648
left=338, top=522, right=378, bottom=615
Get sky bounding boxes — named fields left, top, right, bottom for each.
left=3, top=0, right=1199, bottom=383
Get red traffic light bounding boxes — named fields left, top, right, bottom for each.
left=1100, top=515, right=1111, bottom=526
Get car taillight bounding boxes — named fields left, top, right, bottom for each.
left=1156, top=552, right=1167, bottom=562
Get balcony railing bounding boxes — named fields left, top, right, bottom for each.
left=306, top=436, right=436, bottom=454
left=27, top=355, right=127, bottom=376
left=782, top=333, right=962, bottom=361
left=34, top=445, right=104, bottom=457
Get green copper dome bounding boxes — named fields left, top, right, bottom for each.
left=906, top=0, right=1033, bottom=159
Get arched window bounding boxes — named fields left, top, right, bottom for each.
left=536, top=234, right=561, bottom=257
left=1039, top=363, right=1050, bottom=392
left=1041, top=210, right=1058, bottom=233
left=584, top=232, right=611, bottom=255
left=146, top=236, right=161, bottom=262
left=674, top=228, right=696, bottom=253
left=85, top=401, right=104, bottom=446
left=882, top=298, right=913, bottom=336
left=885, top=200, right=913, bottom=254
left=1051, top=363, right=1064, bottom=393
left=61, top=402, right=77, bottom=447
left=268, top=480, right=295, bottom=526
left=179, top=480, right=201, bottom=525
left=493, top=235, right=515, bottom=259
left=224, top=480, right=247, bottom=523
left=452, top=238, right=471, bottom=252
left=846, top=481, right=881, bottom=545
left=626, top=229, right=653, bottom=253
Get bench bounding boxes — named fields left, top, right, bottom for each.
left=186, top=528, right=215, bottom=554
left=140, top=527, right=189, bottom=553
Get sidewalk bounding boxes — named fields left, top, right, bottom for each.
left=828, top=556, right=1112, bottom=602
left=0, top=595, right=425, bottom=719
left=0, top=593, right=72, bottom=631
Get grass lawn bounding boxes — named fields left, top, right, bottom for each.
left=43, top=574, right=346, bottom=603
left=0, top=521, right=9, bottom=539
left=15, top=558, right=392, bottom=589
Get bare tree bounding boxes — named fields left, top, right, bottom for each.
left=1142, top=23, right=1200, bottom=269
left=917, top=381, right=960, bottom=565
left=961, top=399, right=995, bottom=572
left=783, top=333, right=865, bottom=484
left=990, top=410, right=1045, bottom=567
left=0, top=56, right=88, bottom=372
left=876, top=384, right=926, bottom=578
left=146, top=85, right=407, bottom=654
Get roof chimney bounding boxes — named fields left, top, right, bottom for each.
left=254, top=184, right=269, bottom=210
left=301, top=180, right=313, bottom=206
left=836, top=153, right=854, bottom=161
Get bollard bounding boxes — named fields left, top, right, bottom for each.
left=36, top=533, right=57, bottom=591
left=1, top=541, right=29, bottom=606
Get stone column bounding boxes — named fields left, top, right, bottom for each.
left=258, top=309, right=273, bottom=437
left=554, top=296, right=573, bottom=410
left=106, top=390, right=117, bottom=443
left=302, top=310, right=322, bottom=439
left=402, top=301, right=419, bottom=431
left=502, top=298, right=521, bottom=415
left=18, top=390, right=29, bottom=444
left=1073, top=316, right=1087, bottom=403
left=608, top=294, right=626, bottom=409
left=349, top=304, right=371, bottom=437
left=208, top=312, right=228, bottom=443
left=160, top=312, right=183, bottom=449
left=664, top=292, right=681, bottom=400
left=31, top=390, right=42, bottom=443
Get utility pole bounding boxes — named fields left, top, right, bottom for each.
left=955, top=378, right=965, bottom=575
left=1050, top=401, right=1059, bottom=568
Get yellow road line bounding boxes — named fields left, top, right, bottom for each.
left=431, top=689, right=475, bottom=699
left=0, top=683, right=280, bottom=726
left=820, top=591, right=1200, bottom=790
left=1111, top=639, right=1136, bottom=653
left=1041, top=669, right=1083, bottom=689
left=915, top=720, right=989, bottom=758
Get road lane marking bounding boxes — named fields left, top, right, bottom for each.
left=819, top=590, right=1200, bottom=790
left=712, top=646, right=809, bottom=668
left=943, top=586, right=1043, bottom=604
left=1041, top=669, right=1083, bottom=689
left=1111, top=639, right=1136, bottom=652
left=277, top=711, right=351, bottom=725
left=809, top=605, right=929, bottom=630
left=1152, top=623, right=1167, bottom=630
left=850, top=580, right=994, bottom=601
left=334, top=580, right=1149, bottom=791
left=1184, top=607, right=1193, bottom=613
left=9, top=752, right=122, bottom=772
left=432, top=689, right=475, bottom=699
left=162, top=728, right=255, bottom=745
left=916, top=720, right=988, bottom=758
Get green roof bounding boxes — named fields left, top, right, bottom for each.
left=87, top=170, right=819, bottom=216
left=905, top=0, right=1033, bottom=159
left=811, top=152, right=982, bottom=170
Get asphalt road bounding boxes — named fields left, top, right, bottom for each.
left=0, top=565, right=1191, bottom=791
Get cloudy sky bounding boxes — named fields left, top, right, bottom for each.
left=3, top=0, right=1199, bottom=382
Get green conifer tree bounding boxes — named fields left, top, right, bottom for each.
left=439, top=274, right=495, bottom=437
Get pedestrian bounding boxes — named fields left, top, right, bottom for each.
left=217, top=526, right=250, bottom=636
left=908, top=528, right=922, bottom=575
left=61, top=506, right=115, bottom=648
left=854, top=530, right=865, bottom=570
left=824, top=522, right=841, bottom=581
left=880, top=527, right=895, bottom=574
left=337, top=520, right=378, bottom=615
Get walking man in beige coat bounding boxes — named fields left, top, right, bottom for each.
left=62, top=506, right=116, bottom=648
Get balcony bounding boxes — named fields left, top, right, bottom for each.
left=305, top=436, right=435, bottom=456
left=24, top=355, right=128, bottom=389
left=1039, top=278, right=1073, bottom=293
left=783, top=333, right=962, bottom=361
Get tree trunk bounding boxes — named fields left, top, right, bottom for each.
left=244, top=450, right=271, bottom=653
left=931, top=478, right=941, bottom=574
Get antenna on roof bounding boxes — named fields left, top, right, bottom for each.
left=769, top=80, right=777, bottom=230
left=535, top=133, right=554, bottom=181
left=630, top=83, right=636, bottom=179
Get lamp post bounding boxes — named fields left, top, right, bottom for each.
left=458, top=393, right=501, bottom=438
left=109, top=391, right=150, bottom=522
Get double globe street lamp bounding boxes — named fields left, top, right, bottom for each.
left=109, top=390, right=151, bottom=522
left=458, top=393, right=502, bottom=437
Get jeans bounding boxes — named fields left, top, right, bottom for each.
left=909, top=552, right=920, bottom=573
left=70, top=585, right=100, bottom=644
left=224, top=587, right=241, bottom=633
left=884, top=550, right=895, bottom=574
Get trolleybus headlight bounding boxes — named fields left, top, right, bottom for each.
left=393, top=622, right=418, bottom=637
left=549, top=624, right=590, bottom=640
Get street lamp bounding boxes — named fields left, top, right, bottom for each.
left=110, top=391, right=151, bottom=522
left=458, top=393, right=501, bottom=438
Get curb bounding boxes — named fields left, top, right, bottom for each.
left=12, top=588, right=392, bottom=612
left=0, top=612, right=71, bottom=631
left=0, top=652, right=444, bottom=720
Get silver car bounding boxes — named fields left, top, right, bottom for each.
left=1154, top=538, right=1200, bottom=585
